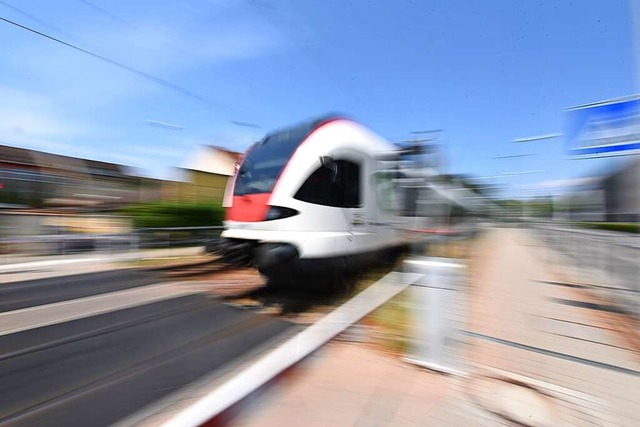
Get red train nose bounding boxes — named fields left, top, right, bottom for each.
left=225, top=193, right=271, bottom=222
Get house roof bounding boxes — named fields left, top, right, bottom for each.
left=0, top=143, right=129, bottom=178
left=183, top=145, right=242, bottom=176
left=206, top=145, right=242, bottom=162
left=0, top=144, right=37, bottom=167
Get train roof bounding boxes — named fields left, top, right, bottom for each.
left=246, top=114, right=395, bottom=166
left=261, top=114, right=347, bottom=143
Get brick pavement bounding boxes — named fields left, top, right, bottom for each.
left=230, top=341, right=498, bottom=427
left=464, top=228, right=640, bottom=426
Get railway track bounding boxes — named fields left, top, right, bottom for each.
left=138, top=252, right=397, bottom=325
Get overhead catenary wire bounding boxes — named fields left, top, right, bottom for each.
left=74, top=2, right=258, bottom=128
left=0, top=0, right=77, bottom=41
left=0, top=14, right=215, bottom=108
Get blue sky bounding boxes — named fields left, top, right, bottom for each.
left=0, top=0, right=636, bottom=196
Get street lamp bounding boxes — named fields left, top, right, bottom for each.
left=144, top=120, right=185, bottom=131
left=508, top=133, right=561, bottom=220
left=512, top=133, right=562, bottom=143
left=231, top=121, right=262, bottom=129
left=493, top=154, right=533, bottom=159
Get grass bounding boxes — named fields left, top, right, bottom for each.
left=361, top=237, right=477, bottom=355
left=343, top=259, right=411, bottom=354
left=426, top=239, right=473, bottom=259
left=365, top=290, right=412, bottom=354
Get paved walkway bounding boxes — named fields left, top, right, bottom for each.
left=230, top=341, right=482, bottom=427
left=230, top=228, right=640, bottom=426
left=465, top=228, right=640, bottom=426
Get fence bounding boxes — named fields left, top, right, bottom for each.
left=134, top=226, right=224, bottom=249
left=0, top=226, right=224, bottom=257
left=532, top=224, right=640, bottom=316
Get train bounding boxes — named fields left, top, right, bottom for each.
left=212, top=115, right=481, bottom=288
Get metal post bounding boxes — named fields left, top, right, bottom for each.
left=403, top=256, right=465, bottom=375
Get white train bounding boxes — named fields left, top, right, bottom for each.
left=217, top=115, right=478, bottom=286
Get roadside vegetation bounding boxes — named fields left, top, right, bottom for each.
left=119, top=202, right=224, bottom=228
left=363, top=236, right=477, bottom=356
left=574, top=222, right=639, bottom=234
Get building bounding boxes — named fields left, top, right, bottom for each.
left=0, top=142, right=245, bottom=209
left=0, top=144, right=139, bottom=208
left=167, top=145, right=241, bottom=204
left=558, top=158, right=640, bottom=222
left=602, top=157, right=640, bottom=222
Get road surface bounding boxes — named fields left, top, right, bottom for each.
left=0, top=269, right=164, bottom=313
left=0, top=271, right=293, bottom=426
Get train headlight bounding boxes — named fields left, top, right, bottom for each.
left=265, top=206, right=299, bottom=221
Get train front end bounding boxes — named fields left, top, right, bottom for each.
left=218, top=117, right=338, bottom=284
left=215, top=115, right=398, bottom=287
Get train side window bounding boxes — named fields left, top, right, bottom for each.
left=372, top=171, right=399, bottom=213
left=294, top=160, right=361, bottom=208
left=402, top=187, right=418, bottom=217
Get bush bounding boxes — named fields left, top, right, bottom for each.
left=120, top=202, right=225, bottom=228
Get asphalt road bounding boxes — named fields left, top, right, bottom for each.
left=0, top=293, right=293, bottom=427
left=0, top=269, right=164, bottom=313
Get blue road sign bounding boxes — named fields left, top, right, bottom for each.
left=565, top=97, right=640, bottom=157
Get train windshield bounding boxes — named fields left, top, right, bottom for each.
left=233, top=124, right=311, bottom=196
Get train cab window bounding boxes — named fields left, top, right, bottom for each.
left=294, top=160, right=361, bottom=208
left=234, top=125, right=310, bottom=196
